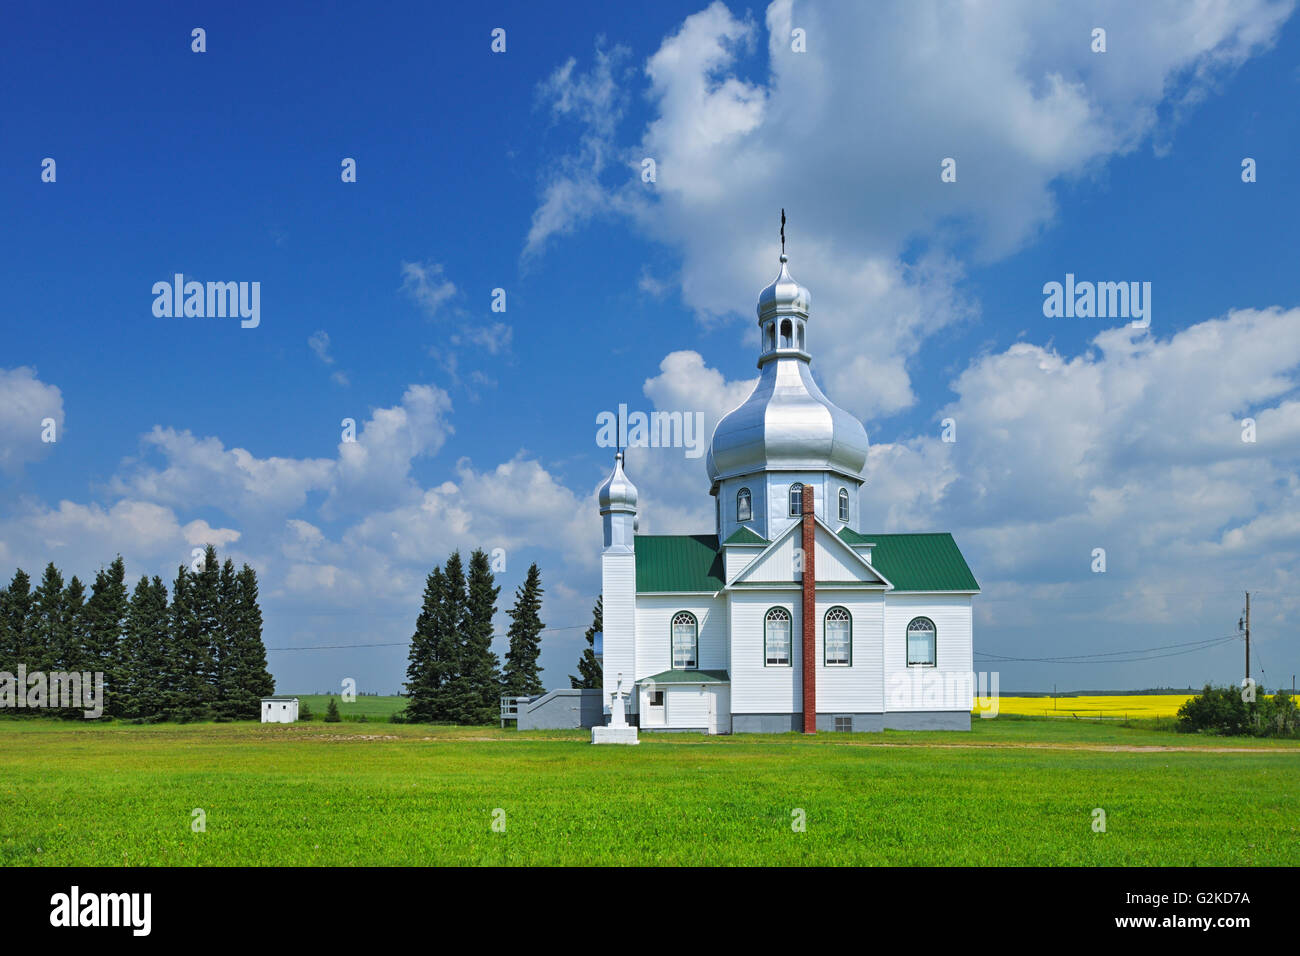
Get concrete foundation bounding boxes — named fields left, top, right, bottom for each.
left=883, top=710, right=970, bottom=731
left=732, top=711, right=970, bottom=733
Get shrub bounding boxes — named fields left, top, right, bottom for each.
left=325, top=697, right=341, bottom=723
left=1259, top=690, right=1300, bottom=737
left=1176, top=685, right=1250, bottom=735
left=298, top=701, right=314, bottom=722
left=1177, top=684, right=1300, bottom=737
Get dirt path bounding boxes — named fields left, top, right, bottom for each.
left=283, top=730, right=1297, bottom=753
left=835, top=740, right=1289, bottom=754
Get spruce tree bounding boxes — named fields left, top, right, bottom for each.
left=119, top=576, right=149, bottom=719
left=231, top=563, right=274, bottom=716
left=169, top=564, right=210, bottom=721
left=30, top=563, right=66, bottom=673
left=570, top=595, right=602, bottom=689
left=502, top=563, right=546, bottom=698
left=433, top=551, right=468, bottom=721
left=0, top=581, right=11, bottom=675
left=147, top=576, right=175, bottom=720
left=444, top=549, right=501, bottom=724
left=121, top=575, right=171, bottom=720
left=191, top=546, right=222, bottom=714
left=85, top=556, right=128, bottom=715
left=213, top=559, right=240, bottom=718
left=62, top=576, right=88, bottom=675
left=403, top=566, right=447, bottom=723
left=325, top=696, right=341, bottom=722
left=0, top=569, right=33, bottom=674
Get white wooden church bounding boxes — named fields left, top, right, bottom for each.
left=597, top=250, right=979, bottom=734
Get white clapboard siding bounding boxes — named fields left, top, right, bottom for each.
left=814, top=593, right=884, bottom=713
left=882, top=595, right=974, bottom=712
left=724, top=545, right=765, bottom=582
left=727, top=589, right=801, bottom=713
left=634, top=595, right=728, bottom=677
left=813, top=528, right=883, bottom=583
left=732, top=527, right=800, bottom=585
left=601, top=551, right=637, bottom=714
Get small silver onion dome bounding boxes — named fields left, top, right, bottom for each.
left=598, top=451, right=638, bottom=513
left=757, top=254, right=810, bottom=322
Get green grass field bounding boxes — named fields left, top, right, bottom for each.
left=293, top=694, right=407, bottom=721
left=1, top=717, right=1296, bottom=866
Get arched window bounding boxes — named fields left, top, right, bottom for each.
left=789, top=482, right=803, bottom=516
left=907, top=617, right=936, bottom=667
left=736, top=487, right=752, bottom=522
left=838, top=488, right=850, bottom=522
left=780, top=319, right=793, bottom=348
left=825, top=607, right=851, bottom=665
left=797, top=323, right=805, bottom=350
left=765, top=607, right=791, bottom=665
left=764, top=323, right=775, bottom=351
left=672, top=611, right=698, bottom=669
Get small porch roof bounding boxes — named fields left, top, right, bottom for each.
left=638, top=669, right=730, bottom=685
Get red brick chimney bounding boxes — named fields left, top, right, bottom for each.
left=801, top=486, right=816, bottom=733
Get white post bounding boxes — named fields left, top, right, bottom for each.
left=610, top=673, right=627, bottom=727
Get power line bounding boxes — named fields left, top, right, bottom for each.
left=269, top=641, right=409, bottom=651
left=976, top=634, right=1236, bottom=661
left=975, top=638, right=1237, bottom=665
left=978, top=589, right=1276, bottom=603
left=974, top=634, right=1239, bottom=665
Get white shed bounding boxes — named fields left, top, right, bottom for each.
left=261, top=697, right=299, bottom=723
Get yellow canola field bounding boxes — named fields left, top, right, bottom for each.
left=982, top=694, right=1194, bottom=718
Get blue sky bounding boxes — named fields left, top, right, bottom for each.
left=2, top=0, right=1298, bottom=695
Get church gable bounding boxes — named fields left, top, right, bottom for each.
left=727, top=519, right=888, bottom=587
left=814, top=523, right=889, bottom=584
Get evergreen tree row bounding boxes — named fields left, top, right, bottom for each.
left=0, top=545, right=274, bottom=720
left=403, top=551, right=547, bottom=724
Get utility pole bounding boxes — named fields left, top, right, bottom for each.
left=1244, top=591, right=1251, bottom=685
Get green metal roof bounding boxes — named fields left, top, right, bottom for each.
left=840, top=530, right=980, bottom=591
left=723, top=526, right=768, bottom=545
left=634, top=534, right=725, bottom=592
left=633, top=530, right=978, bottom=592
left=639, top=669, right=730, bottom=685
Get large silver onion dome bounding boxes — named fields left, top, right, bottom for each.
left=706, top=255, right=869, bottom=484
left=598, top=451, right=638, bottom=512
left=706, top=362, right=869, bottom=482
